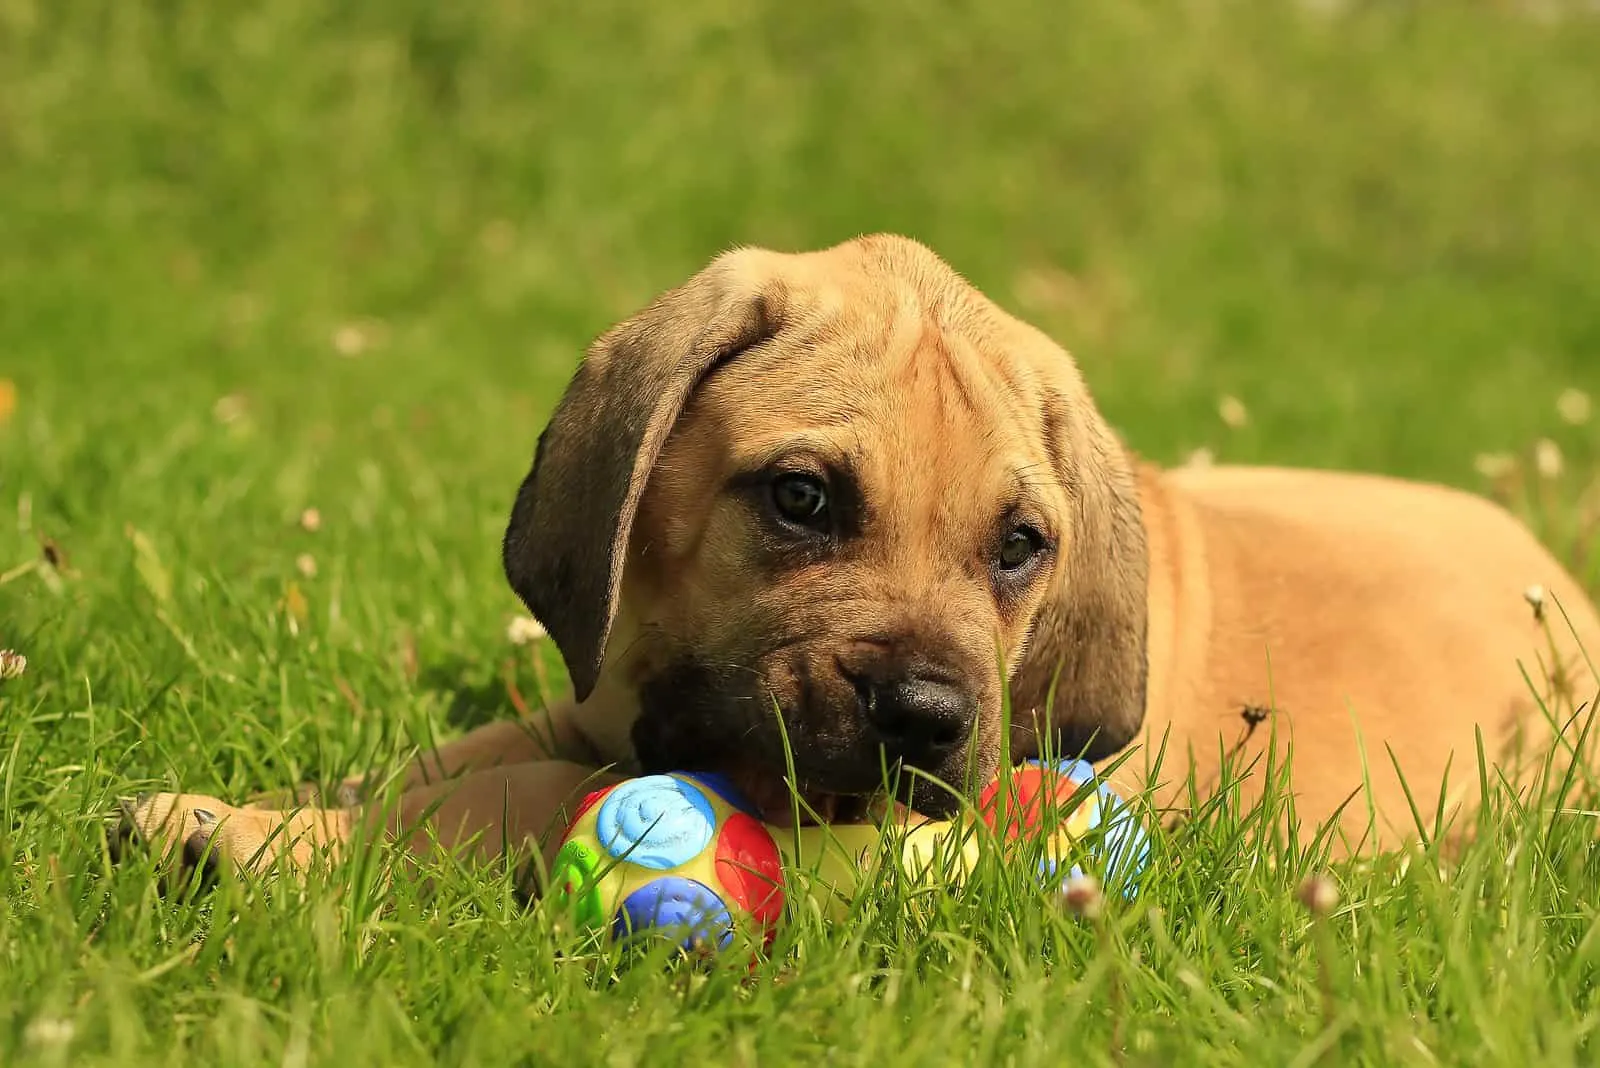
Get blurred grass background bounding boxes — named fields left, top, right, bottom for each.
left=3, top=1, right=1600, bottom=1064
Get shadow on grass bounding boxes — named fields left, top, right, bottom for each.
left=415, top=641, right=567, bottom=735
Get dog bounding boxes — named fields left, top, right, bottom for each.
left=119, top=233, right=1600, bottom=883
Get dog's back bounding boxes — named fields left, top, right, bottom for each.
left=1135, top=464, right=1600, bottom=848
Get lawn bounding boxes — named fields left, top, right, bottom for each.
left=4, top=1, right=1600, bottom=1064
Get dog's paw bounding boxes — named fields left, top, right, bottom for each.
left=110, top=792, right=348, bottom=882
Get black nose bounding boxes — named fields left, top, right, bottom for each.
left=852, top=673, right=975, bottom=761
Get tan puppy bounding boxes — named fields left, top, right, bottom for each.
left=120, top=234, right=1600, bottom=881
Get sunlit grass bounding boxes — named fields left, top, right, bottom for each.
left=3, top=1, right=1600, bottom=1064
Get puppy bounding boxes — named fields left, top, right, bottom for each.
left=120, top=234, right=1600, bottom=881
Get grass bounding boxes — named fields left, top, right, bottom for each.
left=4, top=0, right=1600, bottom=1063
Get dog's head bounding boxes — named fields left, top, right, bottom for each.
left=503, top=235, right=1148, bottom=818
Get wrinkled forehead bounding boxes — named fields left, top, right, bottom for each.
left=684, top=296, right=1067, bottom=506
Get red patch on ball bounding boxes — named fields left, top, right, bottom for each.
left=716, top=812, right=785, bottom=933
left=978, top=765, right=1079, bottom=841
left=565, top=784, right=614, bottom=836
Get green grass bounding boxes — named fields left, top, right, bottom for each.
left=4, top=0, right=1600, bottom=1063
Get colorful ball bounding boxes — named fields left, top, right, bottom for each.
left=976, top=758, right=1150, bottom=893
left=549, top=759, right=1151, bottom=954
left=549, top=773, right=785, bottom=952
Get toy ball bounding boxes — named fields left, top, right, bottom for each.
left=978, top=757, right=1152, bottom=889
left=548, top=758, right=1150, bottom=953
left=548, top=772, right=785, bottom=953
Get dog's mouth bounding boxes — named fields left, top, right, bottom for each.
left=727, top=757, right=960, bottom=826
left=629, top=661, right=949, bottom=826
left=723, top=770, right=877, bottom=827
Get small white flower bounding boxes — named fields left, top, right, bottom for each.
left=1473, top=452, right=1518, bottom=481
left=299, top=507, right=322, bottom=533
left=295, top=553, right=318, bottom=579
left=332, top=323, right=371, bottom=357
left=1524, top=585, right=1547, bottom=620
left=1557, top=388, right=1592, bottom=426
left=1062, top=874, right=1105, bottom=920
left=507, top=615, right=547, bottom=646
left=1297, top=873, right=1339, bottom=917
left=1217, top=395, right=1249, bottom=430
left=0, top=649, right=26, bottom=680
left=1535, top=438, right=1564, bottom=480
left=23, top=1016, right=74, bottom=1046
left=211, top=393, right=248, bottom=425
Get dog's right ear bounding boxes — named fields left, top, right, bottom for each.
left=502, top=255, right=787, bottom=702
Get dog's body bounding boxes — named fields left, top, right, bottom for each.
left=1139, top=463, right=1595, bottom=846
left=122, top=235, right=1600, bottom=878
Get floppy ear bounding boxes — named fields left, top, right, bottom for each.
left=502, top=257, right=786, bottom=701
left=1013, top=379, right=1151, bottom=762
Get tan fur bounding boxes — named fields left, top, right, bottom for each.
left=1131, top=464, right=1598, bottom=849
left=119, top=235, right=1600, bottom=881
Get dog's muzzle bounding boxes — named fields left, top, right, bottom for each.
left=842, top=665, right=977, bottom=769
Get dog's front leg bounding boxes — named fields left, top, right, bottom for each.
left=252, top=699, right=604, bottom=809
left=357, top=707, right=603, bottom=796
left=117, top=760, right=625, bottom=883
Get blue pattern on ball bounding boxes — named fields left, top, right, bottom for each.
left=595, top=775, right=717, bottom=869
left=614, top=876, right=734, bottom=950
left=1035, top=758, right=1152, bottom=896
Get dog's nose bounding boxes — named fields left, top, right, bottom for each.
left=853, top=673, right=975, bottom=761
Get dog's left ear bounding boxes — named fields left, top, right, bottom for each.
left=1013, top=370, right=1151, bottom=763
left=502, top=253, right=787, bottom=701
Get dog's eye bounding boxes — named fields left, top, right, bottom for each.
left=771, top=473, right=829, bottom=528
left=998, top=526, right=1044, bottom=571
